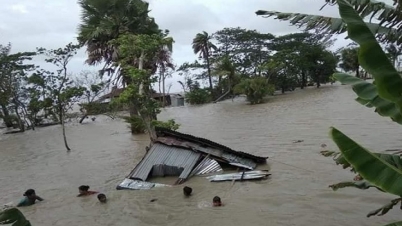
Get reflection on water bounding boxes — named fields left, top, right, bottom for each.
left=1, top=84, right=401, bottom=226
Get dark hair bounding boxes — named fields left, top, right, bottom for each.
left=23, top=189, right=35, bottom=196
left=79, top=185, right=90, bottom=191
left=183, top=186, right=192, bottom=196
left=97, top=193, right=106, bottom=199
left=213, top=196, right=221, bottom=203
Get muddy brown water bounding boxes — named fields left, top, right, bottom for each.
left=1, top=84, right=402, bottom=226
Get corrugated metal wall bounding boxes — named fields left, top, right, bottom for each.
left=129, top=143, right=202, bottom=181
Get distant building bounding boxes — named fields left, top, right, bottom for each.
left=97, top=87, right=184, bottom=107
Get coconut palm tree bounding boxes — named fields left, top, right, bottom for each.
left=255, top=0, right=402, bottom=45
left=154, top=37, right=174, bottom=106
left=192, top=31, right=217, bottom=95
left=213, top=56, right=238, bottom=102
left=77, top=0, right=160, bottom=79
left=77, top=0, right=171, bottom=134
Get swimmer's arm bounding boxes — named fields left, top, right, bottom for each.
left=36, top=196, right=44, bottom=201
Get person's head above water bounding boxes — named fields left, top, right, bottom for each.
left=213, top=196, right=222, bottom=207
left=183, top=186, right=192, bottom=197
left=78, top=185, right=90, bottom=194
left=97, top=193, right=107, bottom=203
left=23, top=189, right=36, bottom=199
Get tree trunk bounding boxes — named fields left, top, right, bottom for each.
left=138, top=50, right=157, bottom=141
left=79, top=114, right=88, bottom=124
left=206, top=49, right=213, bottom=96
left=355, top=67, right=360, bottom=78
left=1, top=103, right=13, bottom=128
left=14, top=104, right=25, bottom=132
left=316, top=73, right=321, bottom=88
left=213, top=80, right=232, bottom=103
left=301, top=71, right=306, bottom=89
left=61, top=109, right=71, bottom=151
left=162, top=71, right=166, bottom=107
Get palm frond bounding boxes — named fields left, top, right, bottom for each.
left=255, top=11, right=402, bottom=44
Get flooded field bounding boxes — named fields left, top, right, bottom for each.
left=1, top=84, right=401, bottom=226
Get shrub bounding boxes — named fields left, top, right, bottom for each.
left=234, top=77, right=275, bottom=104
left=152, top=119, right=180, bottom=131
left=122, top=115, right=146, bottom=134
left=185, top=88, right=210, bottom=105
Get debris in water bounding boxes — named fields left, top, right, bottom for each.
left=116, top=127, right=269, bottom=190
left=292, top=140, right=304, bottom=143
left=206, top=170, right=271, bottom=182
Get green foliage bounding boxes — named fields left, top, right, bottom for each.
left=234, top=77, right=275, bottom=104
left=0, top=43, right=37, bottom=130
left=185, top=88, right=210, bottom=105
left=122, top=115, right=146, bottom=134
left=181, top=29, right=338, bottom=103
left=112, top=33, right=176, bottom=138
left=0, top=207, right=31, bottom=226
left=334, top=73, right=402, bottom=125
left=317, top=1, right=402, bottom=224
left=151, top=119, right=180, bottom=131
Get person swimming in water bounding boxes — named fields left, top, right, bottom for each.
left=212, top=196, right=222, bottom=207
left=97, top=193, right=107, bottom=203
left=183, top=186, right=192, bottom=197
left=16, top=189, right=44, bottom=207
left=77, top=185, right=98, bottom=197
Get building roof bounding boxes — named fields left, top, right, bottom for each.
left=98, top=87, right=171, bottom=102
left=118, top=127, right=269, bottom=189
left=154, top=127, right=268, bottom=163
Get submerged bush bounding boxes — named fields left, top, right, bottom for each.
left=185, top=88, right=210, bottom=105
left=122, top=116, right=180, bottom=133
left=152, top=119, right=180, bottom=131
left=122, top=115, right=146, bottom=134
left=234, top=77, right=275, bottom=104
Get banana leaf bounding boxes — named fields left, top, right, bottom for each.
left=329, top=181, right=382, bottom=191
left=320, top=150, right=402, bottom=172
left=0, top=208, right=31, bottom=226
left=330, top=127, right=402, bottom=196
left=337, top=0, right=402, bottom=111
left=333, top=73, right=402, bottom=125
left=367, top=198, right=402, bottom=217
left=254, top=11, right=402, bottom=44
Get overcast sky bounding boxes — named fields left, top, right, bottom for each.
left=0, top=0, right=368, bottom=93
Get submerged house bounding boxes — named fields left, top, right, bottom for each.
left=117, top=127, right=269, bottom=190
left=97, top=87, right=184, bottom=107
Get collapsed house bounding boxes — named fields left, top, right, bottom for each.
left=117, top=127, right=270, bottom=190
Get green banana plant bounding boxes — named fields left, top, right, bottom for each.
left=0, top=207, right=31, bottom=226
left=322, top=0, right=402, bottom=225
left=255, top=0, right=402, bottom=44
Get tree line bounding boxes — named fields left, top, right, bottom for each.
left=2, top=0, right=398, bottom=145
left=180, top=28, right=338, bottom=105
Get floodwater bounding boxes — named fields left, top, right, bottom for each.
left=1, top=83, right=402, bottom=226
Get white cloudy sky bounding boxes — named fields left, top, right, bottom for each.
left=0, top=0, right=381, bottom=93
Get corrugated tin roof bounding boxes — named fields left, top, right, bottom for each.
left=155, top=127, right=268, bottom=164
left=154, top=137, right=258, bottom=169
left=190, top=157, right=222, bottom=177
left=128, top=143, right=202, bottom=183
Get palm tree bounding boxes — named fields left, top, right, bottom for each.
left=154, top=37, right=174, bottom=107
left=213, top=56, right=237, bottom=102
left=255, top=0, right=402, bottom=45
left=77, top=0, right=167, bottom=134
left=192, top=31, right=217, bottom=96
